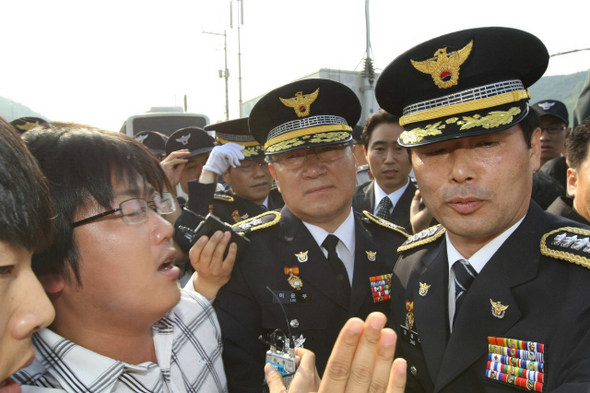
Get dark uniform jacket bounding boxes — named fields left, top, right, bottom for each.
left=352, top=179, right=417, bottom=233
left=391, top=202, right=590, bottom=392
left=214, top=206, right=410, bottom=393
left=546, top=196, right=590, bottom=225
left=173, top=181, right=284, bottom=253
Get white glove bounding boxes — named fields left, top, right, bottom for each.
left=202, top=143, right=245, bottom=175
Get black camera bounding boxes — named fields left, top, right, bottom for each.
left=178, top=213, right=250, bottom=259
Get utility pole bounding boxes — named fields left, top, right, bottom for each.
left=203, top=30, right=230, bottom=120
left=231, top=0, right=244, bottom=117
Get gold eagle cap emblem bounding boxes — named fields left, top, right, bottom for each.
left=411, top=40, right=473, bottom=89
left=490, top=299, right=509, bottom=319
left=295, top=251, right=309, bottom=263
left=15, top=121, right=40, bottom=131
left=366, top=251, right=377, bottom=261
left=279, top=88, right=320, bottom=118
left=419, top=282, right=431, bottom=296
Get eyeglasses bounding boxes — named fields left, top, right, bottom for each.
left=72, top=192, right=176, bottom=227
left=235, top=160, right=269, bottom=172
left=268, top=142, right=353, bottom=170
left=540, top=126, right=566, bottom=134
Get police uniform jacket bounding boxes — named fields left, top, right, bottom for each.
left=391, top=201, right=590, bottom=392
left=214, top=206, right=409, bottom=393
left=173, top=181, right=284, bottom=253
left=353, top=179, right=417, bottom=233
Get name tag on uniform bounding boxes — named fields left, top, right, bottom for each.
left=272, top=290, right=313, bottom=304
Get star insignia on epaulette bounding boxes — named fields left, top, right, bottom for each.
left=232, top=211, right=281, bottom=234
left=214, top=193, right=234, bottom=202
left=540, top=226, right=590, bottom=269
left=362, top=211, right=410, bottom=238
left=397, top=225, right=446, bottom=253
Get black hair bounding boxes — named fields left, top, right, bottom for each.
left=0, top=118, right=54, bottom=252
left=565, top=117, right=590, bottom=170
left=360, top=109, right=401, bottom=149
left=24, top=123, right=170, bottom=285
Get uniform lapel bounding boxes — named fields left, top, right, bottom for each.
left=433, top=204, right=547, bottom=392
left=412, top=240, right=450, bottom=384
left=349, top=216, right=389, bottom=316
left=390, top=181, right=415, bottom=229
left=278, top=207, right=349, bottom=310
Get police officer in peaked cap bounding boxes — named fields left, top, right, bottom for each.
left=375, top=26, right=590, bottom=392
left=165, top=127, right=215, bottom=204
left=134, top=130, right=169, bottom=160
left=189, top=78, right=410, bottom=392
left=172, top=117, right=284, bottom=254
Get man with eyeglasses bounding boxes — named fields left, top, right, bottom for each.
left=533, top=99, right=571, bottom=190
left=173, top=118, right=284, bottom=254
left=190, top=78, right=410, bottom=392
left=13, top=123, right=228, bottom=392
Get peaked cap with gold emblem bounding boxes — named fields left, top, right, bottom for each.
left=249, top=78, right=361, bottom=154
left=10, top=117, right=47, bottom=135
left=204, top=117, right=264, bottom=159
left=375, top=27, right=549, bottom=147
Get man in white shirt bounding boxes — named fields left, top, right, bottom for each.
left=13, top=123, right=227, bottom=393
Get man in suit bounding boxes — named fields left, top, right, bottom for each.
left=192, top=78, right=410, bottom=392
left=547, top=116, right=590, bottom=225
left=376, top=27, right=590, bottom=392
left=173, top=117, right=284, bottom=254
left=353, top=110, right=415, bottom=233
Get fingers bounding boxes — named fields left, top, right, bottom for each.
left=283, top=348, right=322, bottom=393
left=369, top=328, right=397, bottom=393
left=319, top=317, right=365, bottom=391
left=346, top=313, right=389, bottom=391
left=387, top=358, right=407, bottom=393
left=264, top=363, right=288, bottom=393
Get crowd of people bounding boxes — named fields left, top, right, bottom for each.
left=2, top=26, right=590, bottom=393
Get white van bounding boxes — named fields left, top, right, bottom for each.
left=119, top=107, right=210, bottom=137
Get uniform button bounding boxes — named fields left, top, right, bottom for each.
left=410, top=366, right=417, bottom=376
left=290, top=319, right=300, bottom=328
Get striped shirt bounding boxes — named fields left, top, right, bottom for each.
left=13, top=290, right=227, bottom=393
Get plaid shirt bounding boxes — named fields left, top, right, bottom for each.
left=13, top=289, right=227, bottom=393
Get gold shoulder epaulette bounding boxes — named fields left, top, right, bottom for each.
left=362, top=210, right=410, bottom=238
left=214, top=193, right=234, bottom=202
left=397, top=225, right=445, bottom=253
left=540, top=226, right=590, bottom=269
left=232, top=211, right=281, bottom=234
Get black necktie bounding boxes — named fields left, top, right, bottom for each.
left=376, top=197, right=393, bottom=220
left=453, top=259, right=478, bottom=323
left=322, top=235, right=351, bottom=300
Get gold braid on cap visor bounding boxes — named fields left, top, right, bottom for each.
left=264, top=124, right=352, bottom=153
left=399, top=90, right=530, bottom=126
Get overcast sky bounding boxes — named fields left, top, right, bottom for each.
left=1, top=0, right=588, bottom=131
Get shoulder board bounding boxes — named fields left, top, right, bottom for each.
left=397, top=225, right=446, bottom=253
left=232, top=211, right=281, bottom=234
left=540, top=226, right=590, bottom=270
left=214, top=193, right=234, bottom=202
left=362, top=210, right=410, bottom=238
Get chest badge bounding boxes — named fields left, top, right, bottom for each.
left=405, top=301, right=415, bottom=330
left=490, top=299, right=509, bottom=319
left=294, top=251, right=308, bottom=263
left=366, top=250, right=377, bottom=261
left=418, top=282, right=431, bottom=296
left=285, top=266, right=303, bottom=290
left=232, top=210, right=248, bottom=223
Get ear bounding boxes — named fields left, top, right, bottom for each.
left=222, top=170, right=231, bottom=185
left=530, top=127, right=542, bottom=171
left=363, top=145, right=368, bottom=158
left=39, top=274, right=66, bottom=294
left=567, top=167, right=579, bottom=198
left=268, top=164, right=280, bottom=192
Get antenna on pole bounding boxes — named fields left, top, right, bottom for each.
left=360, top=0, right=376, bottom=125
left=231, top=0, right=245, bottom=117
